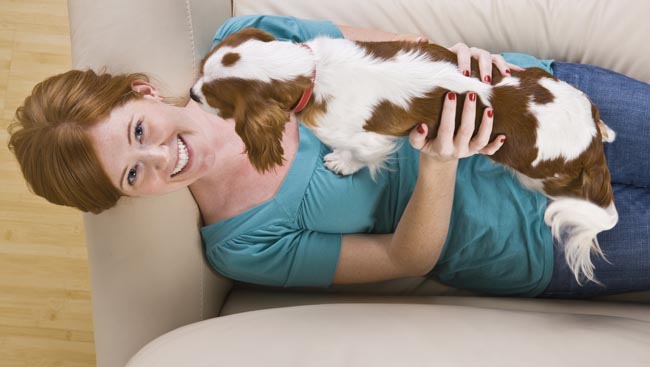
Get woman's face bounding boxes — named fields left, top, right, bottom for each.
left=87, top=82, right=219, bottom=197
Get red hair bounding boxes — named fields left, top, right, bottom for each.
left=8, top=69, right=149, bottom=213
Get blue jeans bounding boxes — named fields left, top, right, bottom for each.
left=539, top=62, right=650, bottom=298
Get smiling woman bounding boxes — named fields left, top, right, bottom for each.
left=85, top=80, right=220, bottom=198
left=7, top=64, right=292, bottom=222
left=8, top=70, right=148, bottom=213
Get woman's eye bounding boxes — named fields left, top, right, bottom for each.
left=128, top=120, right=144, bottom=186
left=127, top=167, right=137, bottom=186
left=135, top=120, right=144, bottom=142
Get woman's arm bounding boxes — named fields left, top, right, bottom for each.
left=392, top=93, right=504, bottom=273
left=333, top=161, right=457, bottom=284
left=332, top=92, right=505, bottom=284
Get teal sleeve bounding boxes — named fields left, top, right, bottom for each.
left=212, top=15, right=344, bottom=49
left=206, top=229, right=342, bottom=288
left=501, top=52, right=555, bottom=74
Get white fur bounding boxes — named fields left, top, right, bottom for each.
left=529, top=78, right=598, bottom=167
left=495, top=76, right=521, bottom=88
left=203, top=40, right=315, bottom=83
left=544, top=198, right=618, bottom=285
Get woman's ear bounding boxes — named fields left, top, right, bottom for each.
left=131, top=80, right=162, bottom=100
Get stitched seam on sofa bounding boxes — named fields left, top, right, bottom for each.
left=185, top=0, right=198, bottom=77
left=184, top=0, right=202, bottom=319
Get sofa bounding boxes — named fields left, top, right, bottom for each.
left=67, top=0, right=650, bottom=366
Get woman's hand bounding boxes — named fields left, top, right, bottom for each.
left=448, top=42, right=525, bottom=83
left=409, top=91, right=506, bottom=162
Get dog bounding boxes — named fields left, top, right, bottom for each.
left=190, top=28, right=618, bottom=285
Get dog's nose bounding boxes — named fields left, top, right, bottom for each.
left=189, top=87, right=202, bottom=104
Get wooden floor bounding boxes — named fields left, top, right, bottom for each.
left=0, top=0, right=96, bottom=366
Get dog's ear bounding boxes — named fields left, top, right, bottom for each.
left=233, top=94, right=289, bottom=173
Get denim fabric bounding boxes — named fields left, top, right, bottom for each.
left=539, top=62, right=650, bottom=298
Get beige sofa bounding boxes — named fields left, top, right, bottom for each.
left=67, top=1, right=650, bottom=366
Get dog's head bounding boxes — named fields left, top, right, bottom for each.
left=190, top=28, right=314, bottom=173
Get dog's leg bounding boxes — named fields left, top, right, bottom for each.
left=324, top=149, right=368, bottom=176
left=322, top=132, right=399, bottom=178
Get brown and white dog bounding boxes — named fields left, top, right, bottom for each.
left=190, top=28, right=618, bottom=285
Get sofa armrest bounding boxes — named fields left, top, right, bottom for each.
left=82, top=191, right=232, bottom=367
left=68, top=1, right=233, bottom=366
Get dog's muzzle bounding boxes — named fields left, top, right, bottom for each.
left=189, top=87, right=202, bottom=104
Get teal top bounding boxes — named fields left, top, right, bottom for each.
left=201, top=15, right=555, bottom=297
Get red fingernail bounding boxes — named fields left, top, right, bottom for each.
left=449, top=92, right=456, bottom=100
left=505, top=69, right=511, bottom=75
left=463, top=70, right=470, bottom=77
left=487, top=109, right=494, bottom=118
left=484, top=75, right=492, bottom=83
left=469, top=92, right=476, bottom=102
left=500, top=136, right=506, bottom=143
left=417, top=124, right=425, bottom=134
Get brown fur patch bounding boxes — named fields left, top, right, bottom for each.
left=221, top=52, right=240, bottom=67
left=540, top=136, right=613, bottom=207
left=298, top=99, right=328, bottom=128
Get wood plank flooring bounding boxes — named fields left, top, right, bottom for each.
left=0, top=0, right=95, bottom=366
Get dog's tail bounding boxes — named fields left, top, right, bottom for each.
left=544, top=197, right=618, bottom=285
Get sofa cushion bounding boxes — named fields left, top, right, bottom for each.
left=127, top=303, right=650, bottom=367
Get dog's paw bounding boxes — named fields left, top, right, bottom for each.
left=324, top=150, right=366, bottom=176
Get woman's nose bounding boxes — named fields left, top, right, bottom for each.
left=142, top=145, right=171, bottom=171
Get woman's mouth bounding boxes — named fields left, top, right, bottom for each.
left=171, top=135, right=191, bottom=177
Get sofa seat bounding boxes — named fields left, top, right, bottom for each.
left=127, top=302, right=650, bottom=367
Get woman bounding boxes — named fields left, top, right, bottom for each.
left=8, top=15, right=650, bottom=298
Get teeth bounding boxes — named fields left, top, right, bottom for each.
left=172, top=137, right=189, bottom=176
